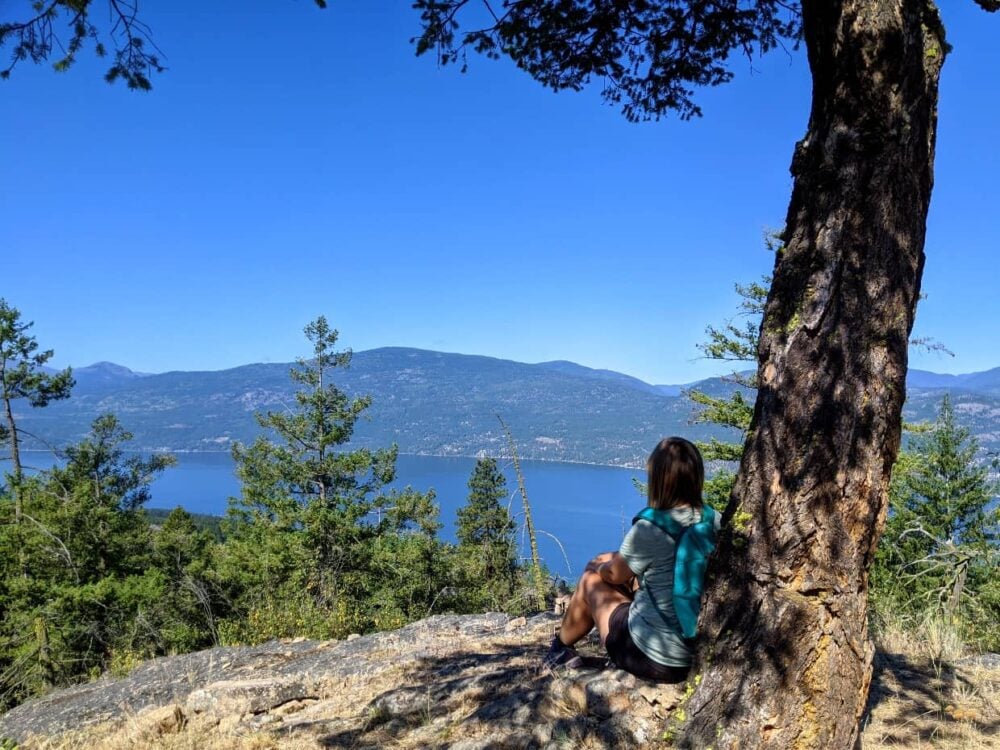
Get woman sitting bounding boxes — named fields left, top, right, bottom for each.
left=542, top=437, right=720, bottom=682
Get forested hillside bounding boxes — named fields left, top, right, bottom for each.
left=17, top=350, right=1000, bottom=467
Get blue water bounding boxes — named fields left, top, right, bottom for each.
left=8, top=452, right=645, bottom=578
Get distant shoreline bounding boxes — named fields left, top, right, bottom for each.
left=17, top=448, right=645, bottom=472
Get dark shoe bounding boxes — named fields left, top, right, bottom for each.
left=541, top=635, right=583, bottom=673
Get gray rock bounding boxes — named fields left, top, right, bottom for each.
left=957, top=652, right=1000, bottom=669
left=637, top=681, right=683, bottom=708
left=583, top=675, right=629, bottom=718
left=371, top=686, right=433, bottom=717
left=242, top=712, right=283, bottom=729
left=0, top=612, right=536, bottom=743
left=474, top=690, right=531, bottom=721
left=185, top=677, right=313, bottom=717
left=598, top=712, right=647, bottom=748
left=448, top=739, right=494, bottom=750
left=185, top=688, right=219, bottom=715
left=504, top=616, right=528, bottom=631
left=0, top=609, right=681, bottom=750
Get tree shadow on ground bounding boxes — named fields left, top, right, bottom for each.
left=275, top=636, right=669, bottom=750
left=859, top=649, right=1000, bottom=746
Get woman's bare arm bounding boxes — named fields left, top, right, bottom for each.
left=597, top=552, right=635, bottom=586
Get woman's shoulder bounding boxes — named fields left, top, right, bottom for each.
left=626, top=517, right=678, bottom=555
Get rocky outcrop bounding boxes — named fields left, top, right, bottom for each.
left=0, top=613, right=684, bottom=749
left=3, top=613, right=999, bottom=749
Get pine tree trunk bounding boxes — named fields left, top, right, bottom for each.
left=3, top=391, right=23, bottom=523
left=34, top=616, right=54, bottom=689
left=499, top=416, right=547, bottom=611
left=946, top=559, right=968, bottom=619
left=680, top=2, right=946, bottom=748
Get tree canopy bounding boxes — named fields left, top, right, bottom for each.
left=414, top=0, right=800, bottom=120
left=5, top=2, right=993, bottom=119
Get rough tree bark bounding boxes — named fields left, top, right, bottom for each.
left=2, top=385, right=24, bottom=522
left=680, top=2, right=946, bottom=748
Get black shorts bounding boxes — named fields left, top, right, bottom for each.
left=605, top=602, right=689, bottom=683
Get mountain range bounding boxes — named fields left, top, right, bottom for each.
left=17, top=349, right=1000, bottom=468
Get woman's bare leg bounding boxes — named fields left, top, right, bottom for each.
left=558, top=552, right=631, bottom=646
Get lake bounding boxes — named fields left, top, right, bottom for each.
left=9, top=451, right=645, bottom=579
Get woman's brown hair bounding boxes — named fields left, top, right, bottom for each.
left=646, top=437, right=704, bottom=510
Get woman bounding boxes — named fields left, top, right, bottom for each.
left=542, top=437, right=719, bottom=682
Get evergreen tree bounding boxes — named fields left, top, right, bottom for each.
left=892, top=395, right=994, bottom=547
left=0, top=415, right=174, bottom=708
left=686, top=272, right=769, bottom=509
left=0, top=299, right=74, bottom=521
left=226, top=316, right=390, bottom=592
left=222, top=316, right=445, bottom=641
left=45, top=415, right=174, bottom=577
left=874, top=395, right=998, bottom=634
left=455, top=457, right=519, bottom=611
left=0, top=299, right=75, bottom=701
left=150, top=507, right=225, bottom=650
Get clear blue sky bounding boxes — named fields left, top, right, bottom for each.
left=3, top=2, right=998, bottom=384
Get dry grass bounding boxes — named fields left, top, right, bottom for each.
left=861, top=615, right=1000, bottom=749
left=861, top=663, right=999, bottom=749
left=29, top=725, right=317, bottom=750
left=875, top=613, right=969, bottom=668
